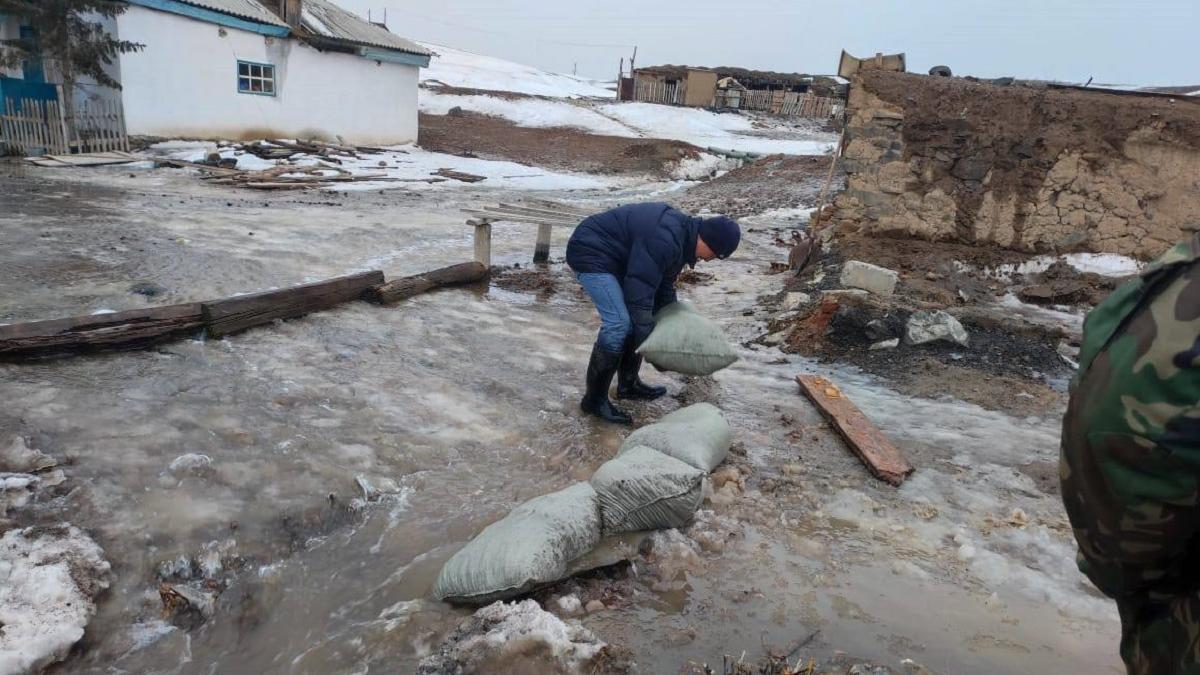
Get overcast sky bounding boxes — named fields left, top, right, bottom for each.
left=337, top=0, right=1198, bottom=86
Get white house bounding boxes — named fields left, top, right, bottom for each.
left=66, top=0, right=429, bottom=145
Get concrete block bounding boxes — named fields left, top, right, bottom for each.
left=839, top=261, right=899, bottom=296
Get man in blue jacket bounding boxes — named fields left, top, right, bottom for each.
left=566, top=203, right=741, bottom=424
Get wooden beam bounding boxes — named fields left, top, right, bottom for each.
left=0, top=303, right=204, bottom=359
left=533, top=223, right=552, bottom=264
left=495, top=202, right=588, bottom=221
left=795, top=374, right=913, bottom=486
left=202, top=271, right=384, bottom=338
left=461, top=209, right=576, bottom=227
left=366, top=262, right=488, bottom=304
left=471, top=220, right=492, bottom=267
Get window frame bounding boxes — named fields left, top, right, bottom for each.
left=236, top=60, right=276, bottom=97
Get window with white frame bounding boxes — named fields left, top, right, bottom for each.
left=237, top=61, right=275, bottom=96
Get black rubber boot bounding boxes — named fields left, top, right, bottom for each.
left=580, top=345, right=633, bottom=424
left=617, top=343, right=667, bottom=400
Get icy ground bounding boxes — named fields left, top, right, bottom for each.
left=0, top=164, right=1122, bottom=674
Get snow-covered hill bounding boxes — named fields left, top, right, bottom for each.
left=418, top=41, right=615, bottom=99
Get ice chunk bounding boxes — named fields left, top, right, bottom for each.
left=0, top=524, right=111, bottom=674
left=417, top=599, right=607, bottom=674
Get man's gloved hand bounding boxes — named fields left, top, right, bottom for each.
left=629, top=308, right=655, bottom=349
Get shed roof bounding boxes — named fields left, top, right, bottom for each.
left=299, top=0, right=430, bottom=56
left=174, top=0, right=288, bottom=27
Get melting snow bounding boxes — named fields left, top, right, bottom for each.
left=0, top=525, right=111, bottom=675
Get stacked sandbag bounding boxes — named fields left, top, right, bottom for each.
left=636, top=302, right=738, bottom=376
left=589, top=445, right=705, bottom=534
left=433, top=482, right=601, bottom=604
left=619, top=402, right=732, bottom=471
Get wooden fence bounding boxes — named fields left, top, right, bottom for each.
left=1, top=98, right=69, bottom=155
left=0, top=93, right=128, bottom=156
left=634, top=79, right=685, bottom=106
left=738, top=89, right=840, bottom=119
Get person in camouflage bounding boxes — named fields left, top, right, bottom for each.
left=1061, top=233, right=1200, bottom=674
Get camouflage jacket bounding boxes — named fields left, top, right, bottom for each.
left=1061, top=234, right=1200, bottom=602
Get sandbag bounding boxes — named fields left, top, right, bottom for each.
left=433, top=482, right=601, bottom=604
left=590, top=446, right=704, bottom=534
left=619, top=402, right=732, bottom=472
left=636, top=301, right=738, bottom=376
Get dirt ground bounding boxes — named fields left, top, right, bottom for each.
left=676, top=154, right=835, bottom=218
left=419, top=111, right=700, bottom=177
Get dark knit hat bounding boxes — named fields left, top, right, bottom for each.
left=699, top=216, right=741, bottom=259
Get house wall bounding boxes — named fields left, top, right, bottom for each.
left=831, top=70, right=1200, bottom=260
left=114, top=5, right=419, bottom=144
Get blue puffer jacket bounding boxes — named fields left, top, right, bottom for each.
left=566, top=202, right=699, bottom=340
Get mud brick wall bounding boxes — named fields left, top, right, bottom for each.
left=832, top=71, right=1200, bottom=259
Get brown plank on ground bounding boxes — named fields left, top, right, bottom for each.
left=202, top=271, right=384, bottom=338
left=366, top=262, right=488, bottom=304
left=0, top=303, right=204, bottom=358
left=795, top=374, right=913, bottom=486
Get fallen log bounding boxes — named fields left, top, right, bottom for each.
left=366, top=262, right=488, bottom=304
left=0, top=303, right=204, bottom=359
left=202, top=271, right=384, bottom=338
left=795, top=374, right=913, bottom=486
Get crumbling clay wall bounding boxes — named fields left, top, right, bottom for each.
left=832, top=71, right=1200, bottom=259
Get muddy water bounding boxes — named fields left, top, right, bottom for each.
left=0, top=167, right=1120, bottom=673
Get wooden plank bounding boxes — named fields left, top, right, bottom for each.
left=201, top=271, right=384, bottom=338
left=0, top=303, right=205, bottom=358
left=533, top=223, right=552, bottom=264
left=461, top=209, right=576, bottom=228
left=366, top=262, right=488, bottom=304
left=471, top=220, right=492, bottom=267
left=796, top=374, right=913, bottom=486
left=495, top=202, right=588, bottom=221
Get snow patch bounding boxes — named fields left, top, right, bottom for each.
left=0, top=525, right=111, bottom=675
left=669, top=153, right=742, bottom=181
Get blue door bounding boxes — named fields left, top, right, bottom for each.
left=19, top=25, right=45, bottom=83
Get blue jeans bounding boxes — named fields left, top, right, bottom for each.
left=576, top=272, right=631, bottom=353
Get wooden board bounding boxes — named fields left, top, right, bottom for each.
left=26, top=151, right=140, bottom=167
left=202, top=271, right=384, bottom=338
left=366, top=262, right=488, bottom=304
left=0, top=303, right=204, bottom=358
left=796, top=374, right=913, bottom=486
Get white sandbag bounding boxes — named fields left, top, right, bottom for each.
left=636, top=301, right=738, bottom=376
left=590, top=446, right=704, bottom=534
left=619, top=402, right=733, bottom=472
left=433, top=482, right=601, bottom=605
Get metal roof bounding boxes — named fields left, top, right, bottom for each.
left=299, top=0, right=431, bottom=56
left=175, top=0, right=288, bottom=27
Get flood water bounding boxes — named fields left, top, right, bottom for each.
left=1, top=165, right=1120, bottom=674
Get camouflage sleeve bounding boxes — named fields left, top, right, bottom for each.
left=1061, top=236, right=1200, bottom=601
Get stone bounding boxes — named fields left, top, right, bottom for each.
left=905, top=310, right=969, bottom=347
left=864, top=319, right=895, bottom=341
left=781, top=292, right=810, bottom=311
left=839, top=260, right=899, bottom=296
left=869, top=338, right=900, bottom=351
left=585, top=600, right=605, bottom=613
left=711, top=466, right=741, bottom=490
left=950, top=157, right=991, bottom=181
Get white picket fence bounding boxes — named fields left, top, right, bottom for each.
left=0, top=93, right=128, bottom=155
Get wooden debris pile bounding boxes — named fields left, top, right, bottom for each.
left=153, top=140, right=490, bottom=189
